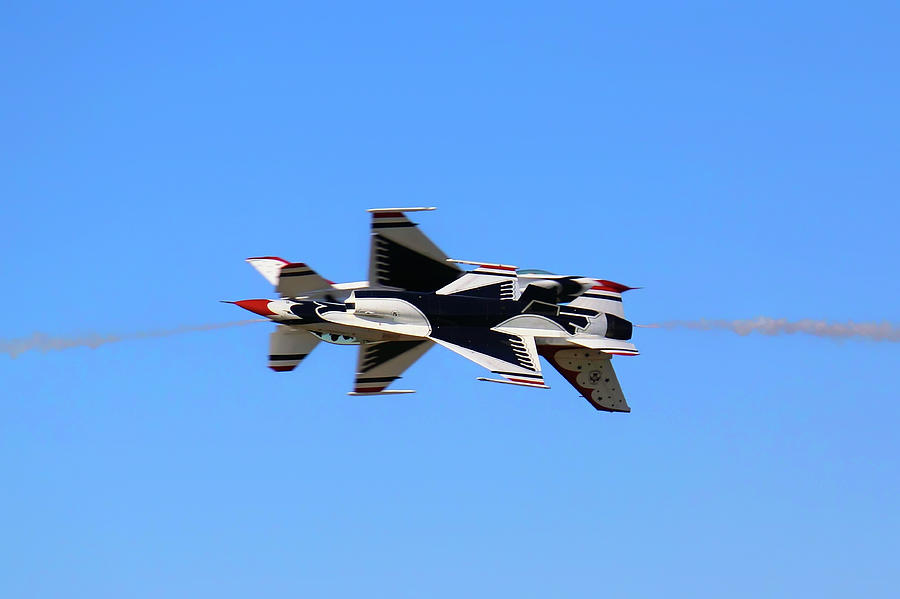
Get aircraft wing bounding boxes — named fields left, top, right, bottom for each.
left=538, top=346, right=630, bottom=412
left=349, top=339, right=433, bottom=395
left=429, top=329, right=548, bottom=388
left=367, top=207, right=462, bottom=291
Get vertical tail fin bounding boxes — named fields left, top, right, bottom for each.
left=246, top=257, right=289, bottom=286
left=569, top=280, right=635, bottom=319
left=245, top=257, right=334, bottom=297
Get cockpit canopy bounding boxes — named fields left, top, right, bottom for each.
left=518, top=268, right=556, bottom=275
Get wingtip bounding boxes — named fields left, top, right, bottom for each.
left=447, top=258, right=518, bottom=270
left=347, top=390, right=417, bottom=395
left=476, top=377, right=550, bottom=389
left=366, top=206, right=436, bottom=213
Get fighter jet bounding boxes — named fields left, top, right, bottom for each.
left=228, top=207, right=638, bottom=412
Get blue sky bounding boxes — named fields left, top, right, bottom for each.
left=2, top=2, right=898, bottom=597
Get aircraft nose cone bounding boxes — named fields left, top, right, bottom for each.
left=232, top=299, right=276, bottom=316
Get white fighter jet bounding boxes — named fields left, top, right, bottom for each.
left=229, top=208, right=639, bottom=412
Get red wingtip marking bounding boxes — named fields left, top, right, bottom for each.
left=481, top=264, right=517, bottom=271
left=283, top=262, right=307, bottom=268
left=372, top=212, right=404, bottom=218
left=232, top=299, right=276, bottom=316
left=269, top=365, right=295, bottom=372
left=508, top=377, right=545, bottom=385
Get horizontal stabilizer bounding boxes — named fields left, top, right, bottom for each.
left=352, top=339, right=432, bottom=394
left=268, top=328, right=320, bottom=372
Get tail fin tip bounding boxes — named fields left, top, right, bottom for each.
left=594, top=280, right=638, bottom=293
left=246, top=257, right=290, bottom=286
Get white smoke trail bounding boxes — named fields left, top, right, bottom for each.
left=1, top=320, right=264, bottom=358
left=646, top=317, right=900, bottom=342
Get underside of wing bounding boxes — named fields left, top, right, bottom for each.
left=368, top=207, right=462, bottom=291
left=350, top=339, right=433, bottom=395
left=430, top=329, right=547, bottom=388
left=538, top=346, right=630, bottom=412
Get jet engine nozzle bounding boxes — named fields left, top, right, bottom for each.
left=605, top=313, right=633, bottom=340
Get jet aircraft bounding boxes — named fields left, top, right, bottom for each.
left=229, top=208, right=638, bottom=412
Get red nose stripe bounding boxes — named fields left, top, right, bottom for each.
left=233, top=299, right=276, bottom=316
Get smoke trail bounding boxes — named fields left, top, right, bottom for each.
left=1, top=320, right=264, bottom=358
left=646, top=317, right=900, bottom=342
